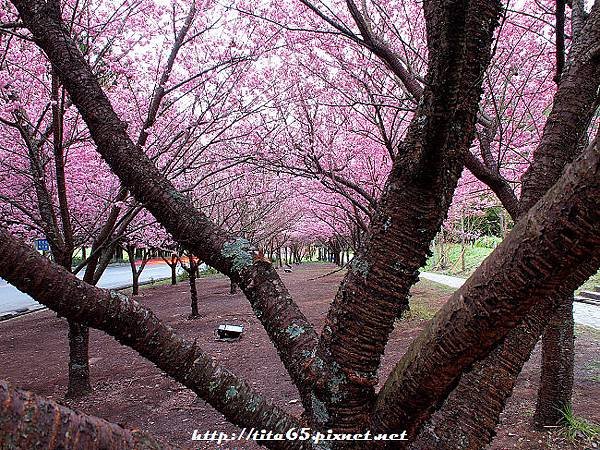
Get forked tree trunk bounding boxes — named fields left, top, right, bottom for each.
left=162, top=254, right=178, bottom=286
left=17, top=0, right=597, bottom=442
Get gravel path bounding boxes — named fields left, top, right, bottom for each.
left=419, top=271, right=600, bottom=329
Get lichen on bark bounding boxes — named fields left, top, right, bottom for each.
left=222, top=238, right=254, bottom=273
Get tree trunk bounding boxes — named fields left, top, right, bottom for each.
left=0, top=231, right=305, bottom=447
left=126, top=245, right=140, bottom=295
left=374, top=138, right=600, bottom=438
left=230, top=280, right=238, bottom=295
left=189, top=263, right=199, bottom=319
left=132, top=274, right=139, bottom=296
left=534, top=295, right=574, bottom=427
left=171, top=264, right=177, bottom=285
left=1, top=380, right=167, bottom=450
left=66, top=320, right=91, bottom=398
left=409, top=308, right=548, bottom=449
left=419, top=5, right=600, bottom=442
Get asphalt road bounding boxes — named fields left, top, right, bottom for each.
left=0, top=261, right=177, bottom=315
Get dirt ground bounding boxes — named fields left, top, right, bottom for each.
left=1, top=263, right=598, bottom=449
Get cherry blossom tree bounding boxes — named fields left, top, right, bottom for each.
left=0, top=0, right=272, bottom=397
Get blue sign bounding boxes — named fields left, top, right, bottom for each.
left=35, top=239, right=50, bottom=251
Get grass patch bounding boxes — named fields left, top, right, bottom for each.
left=424, top=243, right=492, bottom=276
left=575, top=324, right=600, bottom=340
left=577, top=270, right=600, bottom=293
left=559, top=405, right=600, bottom=443
left=424, top=244, right=600, bottom=293
left=403, top=300, right=437, bottom=320
left=403, top=279, right=452, bottom=320
left=585, top=361, right=600, bottom=371
left=584, top=360, right=600, bottom=383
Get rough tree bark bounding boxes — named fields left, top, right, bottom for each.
left=311, top=0, right=502, bottom=430
left=0, top=229, right=308, bottom=450
left=533, top=295, right=575, bottom=427
left=374, top=136, right=600, bottom=440
left=0, top=380, right=169, bottom=450
left=410, top=4, right=600, bottom=446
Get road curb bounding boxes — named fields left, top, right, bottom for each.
left=0, top=276, right=171, bottom=323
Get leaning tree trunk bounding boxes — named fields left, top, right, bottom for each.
left=413, top=4, right=600, bottom=444
left=310, top=0, right=502, bottom=430
left=409, top=304, right=550, bottom=449
left=0, top=231, right=306, bottom=449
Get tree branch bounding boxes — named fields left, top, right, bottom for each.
left=11, top=0, right=321, bottom=404
left=0, top=227, right=309, bottom=450
left=374, top=137, right=600, bottom=439
left=0, top=380, right=169, bottom=450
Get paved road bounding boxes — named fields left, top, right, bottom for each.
left=0, top=261, right=178, bottom=316
left=419, top=271, right=600, bottom=329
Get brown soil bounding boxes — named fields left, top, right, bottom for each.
left=0, top=263, right=598, bottom=449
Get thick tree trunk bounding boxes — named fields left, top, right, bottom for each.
left=534, top=295, right=574, bottom=427
left=417, top=4, right=600, bottom=444
left=519, top=4, right=600, bottom=422
left=374, top=137, right=600, bottom=438
left=409, top=307, right=548, bottom=449
left=311, top=0, right=502, bottom=429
